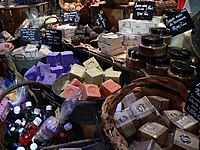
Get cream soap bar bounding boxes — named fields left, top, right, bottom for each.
left=98, top=41, right=122, bottom=51
left=98, top=33, right=123, bottom=45
left=83, top=57, right=100, bottom=69
left=101, top=47, right=124, bottom=56
left=85, top=67, right=103, bottom=86
left=69, top=64, right=86, bottom=81
left=104, top=70, right=122, bottom=84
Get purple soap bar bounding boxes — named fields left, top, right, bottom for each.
left=0, top=98, right=9, bottom=120
left=50, top=66, right=64, bottom=78
left=37, top=64, right=50, bottom=76
left=60, top=51, right=74, bottom=66
left=36, top=76, right=44, bottom=82
left=46, top=52, right=60, bottom=67
left=37, top=61, right=44, bottom=67
left=42, top=73, right=57, bottom=85
left=62, top=64, right=73, bottom=73
left=24, top=65, right=37, bottom=81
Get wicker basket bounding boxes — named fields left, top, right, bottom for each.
left=101, top=76, right=189, bottom=150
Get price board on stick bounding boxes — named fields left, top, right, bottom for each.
left=20, top=28, right=40, bottom=43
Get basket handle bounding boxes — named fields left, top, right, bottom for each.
left=13, top=54, right=27, bottom=60
left=43, top=16, right=60, bottom=27
left=0, top=81, right=52, bottom=103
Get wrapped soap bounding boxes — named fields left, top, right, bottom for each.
left=85, top=68, right=103, bottom=86
left=114, top=108, right=138, bottom=139
left=46, top=52, right=60, bottom=67
left=101, top=47, right=125, bottom=56
left=98, top=33, right=123, bottom=45
left=69, top=64, right=86, bottom=81
left=170, top=128, right=199, bottom=150
left=104, top=70, right=122, bottom=84
left=98, top=41, right=122, bottom=52
left=134, top=140, right=163, bottom=150
left=138, top=122, right=168, bottom=147
left=163, top=110, right=182, bottom=129
left=121, top=93, right=137, bottom=109
left=147, top=96, right=170, bottom=113
left=60, top=51, right=74, bottom=66
left=130, top=96, right=157, bottom=125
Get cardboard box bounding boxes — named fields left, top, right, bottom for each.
left=134, top=140, right=163, bottom=150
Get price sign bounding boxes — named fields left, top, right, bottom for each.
left=185, top=75, right=200, bottom=121
left=20, top=28, right=40, bottom=43
left=94, top=9, right=111, bottom=30
left=133, top=2, right=155, bottom=20
left=60, top=10, right=80, bottom=25
left=164, top=9, right=195, bottom=36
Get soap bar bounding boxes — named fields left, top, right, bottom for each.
left=69, top=64, right=86, bottom=81
left=163, top=110, right=182, bottom=128
left=37, top=64, right=50, bottom=76
left=121, top=93, right=137, bottom=109
left=24, top=65, right=37, bottom=81
left=83, top=57, right=100, bottom=69
left=147, top=96, right=170, bottom=113
left=101, top=47, right=125, bottom=56
left=46, top=52, right=60, bottom=67
left=99, top=79, right=121, bottom=97
left=98, top=41, right=122, bottom=51
left=0, top=98, right=9, bottom=120
left=114, top=108, right=138, bottom=139
left=171, top=128, right=199, bottom=150
left=42, top=73, right=57, bottom=85
left=70, top=78, right=84, bottom=91
left=36, top=76, right=44, bottom=82
left=50, top=66, right=64, bottom=78
left=104, top=70, right=122, bottom=84
left=85, top=68, right=103, bottom=86
left=139, top=122, right=168, bottom=147
left=98, top=33, right=123, bottom=45
left=39, top=48, right=52, bottom=56
left=25, top=47, right=38, bottom=58
left=62, top=64, right=72, bottom=73
left=134, top=140, right=162, bottom=150
left=60, top=51, right=74, bottom=66
left=80, top=84, right=101, bottom=100
left=130, top=96, right=157, bottom=125
left=60, top=84, right=80, bottom=99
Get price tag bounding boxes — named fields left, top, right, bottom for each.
left=60, top=10, right=80, bottom=25
left=133, top=2, right=155, bottom=20
left=163, top=9, right=195, bottom=36
left=185, top=75, right=200, bottom=121
left=20, top=28, right=40, bottom=43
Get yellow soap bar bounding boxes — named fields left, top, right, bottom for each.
left=69, top=64, right=86, bottom=81
left=104, top=70, right=122, bottom=84
left=83, top=57, right=100, bottom=69
left=85, top=68, right=103, bottom=86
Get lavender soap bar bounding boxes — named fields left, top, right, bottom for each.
left=24, top=66, right=37, bottom=81
left=46, top=52, right=60, bottom=67
left=50, top=66, right=64, bottom=77
left=60, top=51, right=74, bottom=66
left=37, top=64, right=50, bottom=76
left=42, top=73, right=57, bottom=85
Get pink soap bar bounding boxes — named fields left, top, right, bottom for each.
left=100, top=79, right=121, bottom=97
left=60, top=84, right=80, bottom=99
left=70, top=78, right=84, bottom=91
left=0, top=98, right=9, bottom=120
left=81, top=84, right=101, bottom=100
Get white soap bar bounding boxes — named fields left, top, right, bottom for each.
left=39, top=48, right=52, bottom=56
left=25, top=47, right=38, bottom=58
left=98, top=33, right=123, bottom=45
left=98, top=41, right=122, bottom=51
left=101, top=47, right=125, bottom=56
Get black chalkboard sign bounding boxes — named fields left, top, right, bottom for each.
left=133, top=2, right=155, bottom=20
left=164, top=9, right=195, bottom=36
left=20, top=28, right=40, bottom=43
left=93, top=9, right=111, bottom=30
left=185, top=75, right=200, bottom=121
left=60, top=10, right=80, bottom=25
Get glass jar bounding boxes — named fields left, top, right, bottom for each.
left=139, top=34, right=166, bottom=57
left=146, top=55, right=170, bottom=76
left=167, top=61, right=196, bottom=88
left=168, top=47, right=192, bottom=63
left=126, top=47, right=146, bottom=69
left=150, top=27, right=172, bottom=45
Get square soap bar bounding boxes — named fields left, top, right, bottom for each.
left=114, top=108, right=138, bottom=139
left=83, top=57, right=100, bottom=69
left=36, top=76, right=44, bottom=82
left=98, top=41, right=122, bottom=51
left=104, top=70, right=122, bottom=84
left=171, top=128, right=199, bottom=150
left=60, top=51, right=74, bottom=66
left=69, top=64, right=86, bottom=81
left=130, top=96, right=157, bottom=125
left=80, top=84, right=101, bottom=100
left=60, top=84, right=80, bottom=99
left=70, top=78, right=84, bottom=91
left=46, top=52, right=60, bottom=67
left=24, top=65, right=37, bottom=81
left=134, top=140, right=162, bottom=150
left=42, top=73, right=57, bottom=85
left=99, top=79, right=121, bottom=97
left=50, top=66, right=64, bottom=78
left=98, top=33, right=123, bottom=45
left=139, top=122, right=168, bottom=147
left=101, top=47, right=124, bottom=56
left=121, top=93, right=137, bottom=109
left=37, top=64, right=50, bottom=76
left=163, top=110, right=182, bottom=128
left=85, top=68, right=103, bottom=86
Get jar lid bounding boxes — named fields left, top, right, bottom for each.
left=46, top=105, right=52, bottom=111
left=150, top=27, right=171, bottom=36
left=14, top=106, right=21, bottom=114
left=26, top=101, right=32, bottom=107
left=33, top=117, right=42, bottom=126
left=64, top=123, right=73, bottom=131
left=34, top=108, right=41, bottom=115
left=164, top=8, right=181, bottom=17
left=148, top=55, right=170, bottom=67
left=168, top=47, right=191, bottom=60
left=141, top=34, right=163, bottom=46
left=17, top=147, right=25, bottom=150
left=128, top=47, right=142, bottom=58
left=30, top=143, right=38, bottom=150
left=170, top=61, right=195, bottom=76
left=15, top=119, right=22, bottom=125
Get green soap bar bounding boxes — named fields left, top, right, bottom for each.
left=69, top=64, right=86, bottom=81
left=85, top=68, right=103, bottom=86
left=104, top=70, right=122, bottom=84
left=83, top=57, right=100, bottom=69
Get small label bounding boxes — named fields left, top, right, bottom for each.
left=170, top=112, right=179, bottom=118
left=180, top=134, right=191, bottom=144
left=20, top=28, right=40, bottom=43
left=93, top=10, right=111, bottom=30
left=55, top=107, right=61, bottom=121
left=118, top=115, right=129, bottom=123
left=136, top=103, right=147, bottom=113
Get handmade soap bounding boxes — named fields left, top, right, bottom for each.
left=50, top=66, right=64, bottom=78
left=171, top=128, right=199, bottom=150
left=134, top=140, right=162, bottom=150
left=85, top=68, right=103, bottom=86
left=42, top=73, right=57, bottom=85
left=101, top=47, right=125, bottom=56
left=147, top=96, right=170, bottom=113
left=139, top=122, right=168, bottom=147
left=60, top=84, right=80, bottom=99
left=70, top=78, right=84, bottom=91
left=25, top=47, right=38, bottom=58
left=69, top=64, right=86, bottom=81
left=163, top=110, right=182, bottom=128
left=100, top=79, right=121, bottom=97
left=121, top=93, right=137, bottom=108
left=24, top=65, right=37, bottom=81
left=36, top=76, right=44, bottom=82
left=104, top=70, right=122, bottom=84
left=98, top=33, right=123, bottom=45
left=60, top=51, right=74, bottom=66
left=114, top=108, right=138, bottom=139
left=80, top=84, right=101, bottom=100
left=98, top=41, right=122, bottom=51
left=130, top=96, right=157, bottom=126
left=83, top=57, right=100, bottom=69
left=46, top=52, right=60, bottom=67
left=0, top=98, right=9, bottom=120
left=37, top=64, right=51, bottom=76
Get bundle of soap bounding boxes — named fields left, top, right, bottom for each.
left=98, top=33, right=124, bottom=56
left=56, top=24, right=77, bottom=39
left=61, top=57, right=122, bottom=100
left=24, top=51, right=77, bottom=85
